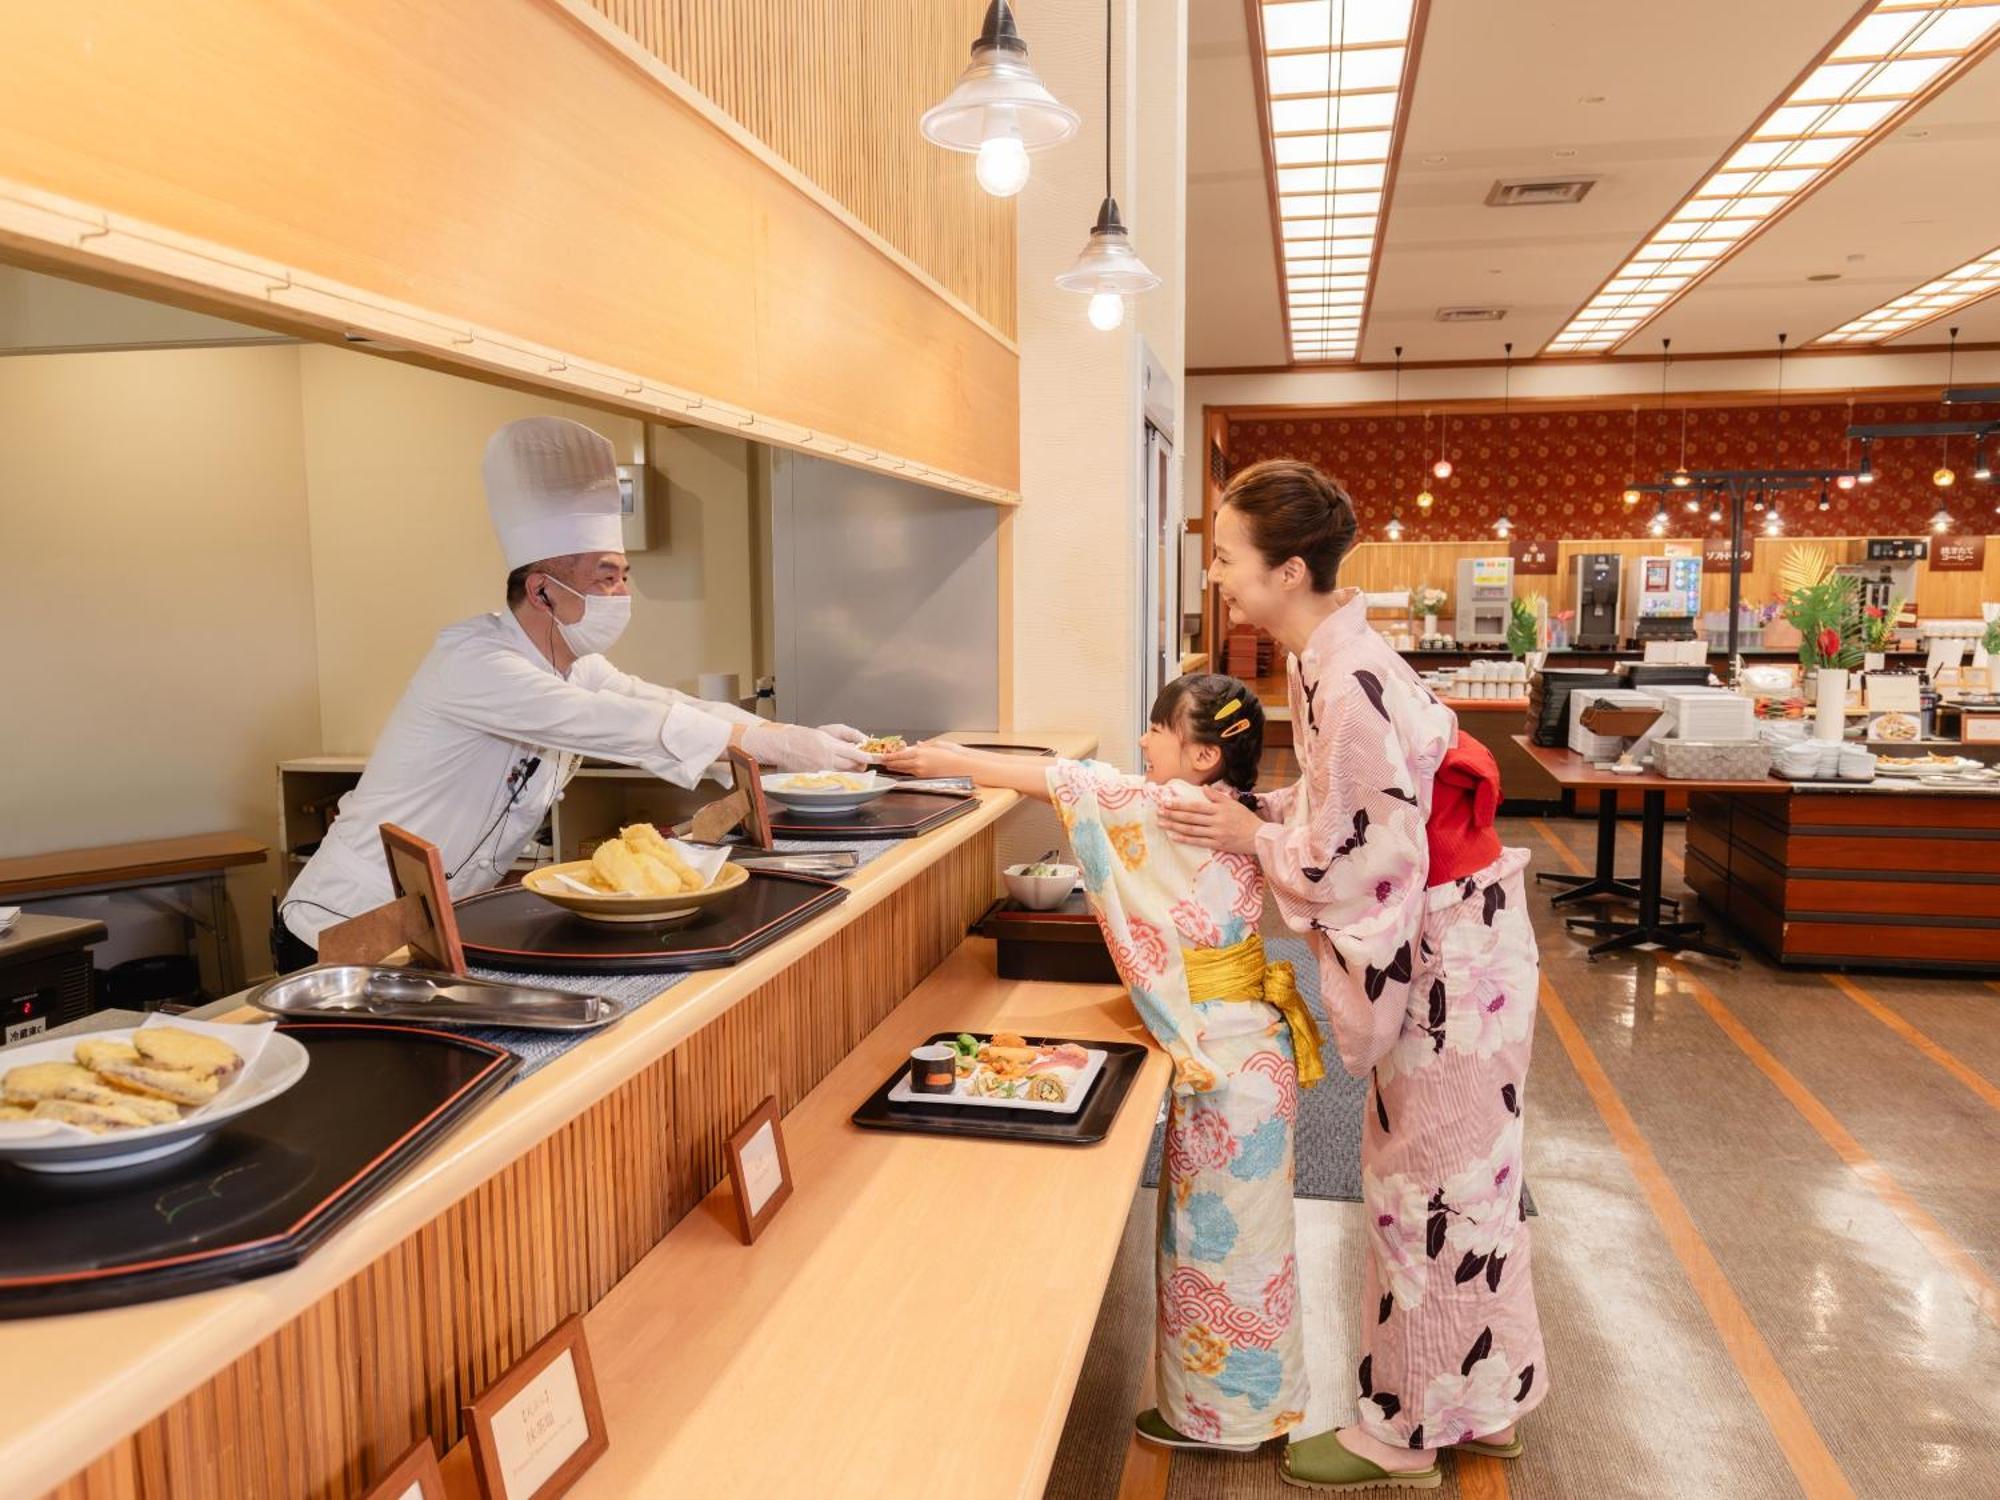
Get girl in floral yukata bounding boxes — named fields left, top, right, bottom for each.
left=1161, top=460, right=1547, bottom=1492
left=888, top=674, right=1322, bottom=1454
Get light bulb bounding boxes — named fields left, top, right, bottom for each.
left=1621, top=487, right=1642, bottom=507
left=1708, top=506, right=1723, bottom=524
left=1818, top=497, right=1831, bottom=512
left=1935, top=466, right=1956, bottom=489
left=1432, top=458, right=1453, bottom=480
left=1835, top=472, right=1857, bottom=491
left=1416, top=489, right=1435, bottom=510
left=1931, top=507, right=1952, bottom=533
left=1671, top=467, right=1692, bottom=488
left=1977, top=459, right=1993, bottom=481
left=1494, top=514, right=1512, bottom=538
left=1858, top=467, right=1875, bottom=485
left=1386, top=516, right=1404, bottom=540
left=1086, top=292, right=1125, bottom=331
left=974, top=134, right=1031, bottom=197
left=1684, top=495, right=1701, bottom=513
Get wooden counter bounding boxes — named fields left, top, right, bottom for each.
left=1687, top=785, right=2000, bottom=970
left=12, top=731, right=1094, bottom=1500
left=547, top=940, right=1166, bottom=1500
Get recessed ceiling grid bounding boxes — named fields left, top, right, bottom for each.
left=1815, top=243, right=2000, bottom=341
left=1253, top=0, right=1423, bottom=362
left=1544, top=0, right=2000, bottom=356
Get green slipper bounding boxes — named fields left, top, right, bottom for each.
left=1453, top=1432, right=1524, bottom=1460
left=1281, top=1430, right=1441, bottom=1491
left=1133, top=1407, right=1262, bottom=1455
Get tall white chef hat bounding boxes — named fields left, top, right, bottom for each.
left=482, top=417, right=625, bottom=570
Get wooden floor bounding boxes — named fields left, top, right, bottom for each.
left=1043, top=814, right=2000, bottom=1500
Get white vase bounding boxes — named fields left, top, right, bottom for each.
left=1864, top=651, right=1886, bottom=672
left=1813, top=666, right=1848, bottom=742
left=1423, top=612, right=1438, bottom=639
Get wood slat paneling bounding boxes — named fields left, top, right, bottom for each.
left=40, top=831, right=994, bottom=1500
left=588, top=0, right=1016, bottom=340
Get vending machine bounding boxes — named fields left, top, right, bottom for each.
left=1571, top=553, right=1621, bottom=649
left=1624, top=554, right=1702, bottom=641
left=1454, top=556, right=1514, bottom=643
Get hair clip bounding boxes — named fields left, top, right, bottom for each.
left=1213, top=697, right=1243, bottom=721
left=1220, top=718, right=1252, bottom=739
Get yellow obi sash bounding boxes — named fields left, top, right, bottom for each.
left=1183, top=933, right=1326, bottom=1088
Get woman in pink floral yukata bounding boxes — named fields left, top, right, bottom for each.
left=1161, top=460, right=1547, bottom=1492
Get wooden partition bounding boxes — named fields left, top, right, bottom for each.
left=39, top=831, right=997, bottom=1500
left=0, top=0, right=1018, bottom=498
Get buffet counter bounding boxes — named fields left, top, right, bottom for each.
left=1687, top=777, right=2000, bottom=969
left=7, top=731, right=1096, bottom=1500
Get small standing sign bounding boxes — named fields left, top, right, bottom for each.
left=725, top=1095, right=794, bottom=1245
left=362, top=1439, right=447, bottom=1500
left=1932, top=534, right=1986, bottom=572
left=464, top=1317, right=609, bottom=1500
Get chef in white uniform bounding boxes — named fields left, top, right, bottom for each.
left=277, top=416, right=867, bottom=963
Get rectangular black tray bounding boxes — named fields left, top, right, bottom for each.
left=452, top=869, right=847, bottom=974
left=769, top=790, right=981, bottom=842
left=850, top=1031, right=1149, bottom=1146
left=0, top=1022, right=517, bottom=1318
left=971, top=895, right=1120, bottom=985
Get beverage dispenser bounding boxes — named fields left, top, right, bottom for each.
left=1572, top=552, right=1621, bottom=649
left=1454, top=556, right=1514, bottom=644
left=1625, top=554, right=1702, bottom=642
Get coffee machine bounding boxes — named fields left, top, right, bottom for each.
left=1454, top=556, right=1514, bottom=643
left=1571, top=553, right=1621, bottom=649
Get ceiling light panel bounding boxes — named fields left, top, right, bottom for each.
left=1544, top=1, right=2000, bottom=355
left=1256, top=0, right=1422, bottom=361
left=1813, top=244, right=2000, bottom=342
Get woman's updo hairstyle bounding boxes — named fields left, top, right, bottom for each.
left=1150, top=672, right=1265, bottom=795
left=1219, top=459, right=1358, bottom=591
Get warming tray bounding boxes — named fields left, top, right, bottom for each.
left=247, top=965, right=633, bottom=1031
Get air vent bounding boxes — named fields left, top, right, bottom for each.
left=1436, top=306, right=1509, bottom=323
left=1484, top=177, right=1597, bottom=207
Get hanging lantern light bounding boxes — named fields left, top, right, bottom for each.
left=1836, top=472, right=1857, bottom=492
left=1493, top=512, right=1513, bottom=539
left=1386, top=513, right=1405, bottom=541
left=1416, top=488, right=1435, bottom=510
left=1936, top=432, right=1956, bottom=488
left=1432, top=411, right=1452, bottom=479
left=1622, top=487, right=1643, bottom=507
left=1648, top=509, right=1668, bottom=537
left=921, top=1, right=1079, bottom=198
left=1931, top=506, right=1953, bottom=533
left=1055, top=1, right=1160, bottom=326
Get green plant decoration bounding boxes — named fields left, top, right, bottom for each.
left=1983, top=617, right=2000, bottom=658
left=1782, top=572, right=1862, bottom=671
left=1506, top=596, right=1540, bottom=659
left=1860, top=596, right=1903, bottom=653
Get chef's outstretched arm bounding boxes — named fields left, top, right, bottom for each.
left=586, top=662, right=869, bottom=767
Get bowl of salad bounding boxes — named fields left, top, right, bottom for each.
left=1002, top=860, right=1080, bottom=911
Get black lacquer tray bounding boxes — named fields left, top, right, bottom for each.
left=0, top=1023, right=517, bottom=1318
left=768, top=790, right=981, bottom=842
left=453, top=869, right=847, bottom=973
left=850, top=1032, right=1149, bottom=1146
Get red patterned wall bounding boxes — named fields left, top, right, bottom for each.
left=1225, top=399, right=1999, bottom=540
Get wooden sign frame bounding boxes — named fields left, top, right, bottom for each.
left=464, top=1316, right=608, bottom=1500
left=725, top=1095, right=794, bottom=1245
left=686, top=746, right=774, bottom=847
left=362, top=1438, right=446, bottom=1500
left=318, top=824, right=467, bottom=971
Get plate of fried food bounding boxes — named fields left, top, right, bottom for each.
left=1876, top=752, right=1981, bottom=775
left=0, top=1017, right=307, bottom=1173
left=886, top=1031, right=1107, bottom=1115
left=760, top=768, right=893, bottom=816
left=523, top=824, right=747, bottom=925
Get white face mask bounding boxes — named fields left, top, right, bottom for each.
left=539, top=574, right=630, bottom=657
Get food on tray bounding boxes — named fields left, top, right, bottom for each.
left=1031, top=1043, right=1089, bottom=1073
left=989, top=1031, right=1025, bottom=1050
left=1019, top=861, right=1072, bottom=879
left=780, top=772, right=872, bottom=792
left=1026, top=1074, right=1068, bottom=1104
left=1871, top=712, right=1920, bottom=742
left=0, top=1025, right=245, bottom=1134
left=860, top=735, right=907, bottom=755
left=28, top=1098, right=156, bottom=1133
left=970, top=1072, right=1026, bottom=1099
left=1879, top=753, right=1967, bottom=768
left=584, top=824, right=709, bottom=896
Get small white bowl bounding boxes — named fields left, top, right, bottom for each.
left=1003, top=863, right=1080, bottom=911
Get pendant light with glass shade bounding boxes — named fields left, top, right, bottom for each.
left=1621, top=406, right=1642, bottom=507
left=1432, top=412, right=1452, bottom=481
left=1837, top=401, right=1858, bottom=490
left=1415, top=411, right=1436, bottom=510
left=1934, top=327, right=1960, bottom=488
left=1054, top=0, right=1160, bottom=329
left=921, top=1, right=1079, bottom=199
left=1659, top=340, right=1692, bottom=487
left=1386, top=349, right=1407, bottom=539
left=1492, top=343, right=1514, bottom=539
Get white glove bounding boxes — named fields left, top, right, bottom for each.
left=816, top=723, right=868, bottom=745
left=740, top=721, right=871, bottom=772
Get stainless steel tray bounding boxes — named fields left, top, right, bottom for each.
left=246, top=966, right=632, bottom=1031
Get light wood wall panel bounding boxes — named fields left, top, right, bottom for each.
left=0, top=1, right=1019, bottom=494
left=40, top=832, right=996, bottom=1500
left=588, top=0, right=1016, bottom=339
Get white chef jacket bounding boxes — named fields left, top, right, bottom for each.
left=283, top=610, right=757, bottom=946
